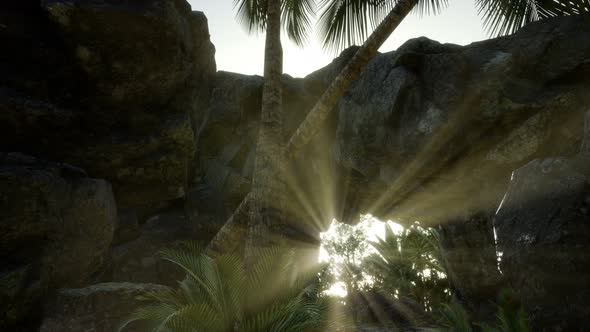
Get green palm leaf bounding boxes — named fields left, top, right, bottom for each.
left=317, top=0, right=450, bottom=52
left=476, top=0, right=590, bottom=36
left=122, top=245, right=330, bottom=332
left=282, top=0, right=317, bottom=45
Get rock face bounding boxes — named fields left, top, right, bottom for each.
left=322, top=16, right=589, bottom=326
left=330, top=17, right=590, bottom=225
left=0, top=1, right=216, bottom=329
left=195, top=70, right=346, bottom=239
left=111, top=208, right=215, bottom=286
left=0, top=0, right=216, bottom=209
left=438, top=211, right=503, bottom=321
left=199, top=16, right=590, bottom=228
left=40, top=282, right=167, bottom=332
left=195, top=15, right=590, bottom=327
left=0, top=153, right=116, bottom=330
left=1, top=1, right=589, bottom=330
left=495, top=156, right=590, bottom=330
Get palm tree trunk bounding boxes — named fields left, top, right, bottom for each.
left=244, top=0, right=285, bottom=262
left=206, top=192, right=251, bottom=256
left=285, top=0, right=418, bottom=159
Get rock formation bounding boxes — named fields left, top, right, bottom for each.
left=197, top=15, right=590, bottom=328
left=0, top=0, right=216, bottom=209
left=1, top=0, right=589, bottom=329
left=0, top=153, right=116, bottom=329
left=40, top=282, right=168, bottom=332
left=495, top=154, right=590, bottom=330
left=1, top=0, right=215, bottom=329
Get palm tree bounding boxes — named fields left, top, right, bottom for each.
left=120, top=244, right=330, bottom=332
left=207, top=0, right=588, bottom=255
left=213, top=0, right=315, bottom=260
left=245, top=0, right=288, bottom=263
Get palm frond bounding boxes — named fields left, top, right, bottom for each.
left=317, top=0, right=394, bottom=52
left=234, top=0, right=316, bottom=46
left=234, top=0, right=268, bottom=33
left=438, top=301, right=474, bottom=332
left=317, top=0, right=449, bottom=53
left=159, top=246, right=221, bottom=311
left=415, top=0, right=449, bottom=17
left=476, top=0, right=590, bottom=37
left=123, top=244, right=329, bottom=332
left=282, top=0, right=317, bottom=46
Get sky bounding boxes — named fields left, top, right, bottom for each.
left=189, top=0, right=490, bottom=78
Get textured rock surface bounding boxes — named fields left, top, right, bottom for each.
left=113, top=209, right=141, bottom=246
left=330, top=17, right=590, bottom=225
left=40, top=282, right=167, bottom=332
left=0, top=0, right=216, bottom=208
left=0, top=153, right=116, bottom=329
left=111, top=208, right=214, bottom=285
left=198, top=17, right=590, bottom=229
left=195, top=70, right=345, bottom=238
left=1, top=3, right=589, bottom=330
left=495, top=156, right=590, bottom=330
left=438, top=210, right=504, bottom=322
left=195, top=16, right=590, bottom=327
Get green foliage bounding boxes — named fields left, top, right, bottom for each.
left=119, top=243, right=330, bottom=332
left=438, top=301, right=474, bottom=332
left=317, top=0, right=448, bottom=52
left=480, top=290, right=531, bottom=332
left=320, top=220, right=450, bottom=328
left=317, top=0, right=589, bottom=52
left=365, top=223, right=449, bottom=312
left=476, top=0, right=590, bottom=37
left=321, top=221, right=372, bottom=295
left=437, top=289, right=530, bottom=332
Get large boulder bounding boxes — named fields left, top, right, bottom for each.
left=0, top=153, right=116, bottom=330
left=0, top=0, right=216, bottom=208
left=111, top=208, right=215, bottom=286
left=494, top=156, right=590, bottom=330
left=40, top=282, right=167, bottom=332
left=330, top=16, right=590, bottom=225
left=437, top=210, right=505, bottom=322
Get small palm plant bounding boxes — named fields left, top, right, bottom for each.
left=119, top=243, right=330, bottom=332
left=437, top=289, right=530, bottom=332
left=365, top=223, right=449, bottom=312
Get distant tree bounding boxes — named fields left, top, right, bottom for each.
left=321, top=221, right=371, bottom=323
left=364, top=223, right=449, bottom=312
left=231, top=0, right=316, bottom=263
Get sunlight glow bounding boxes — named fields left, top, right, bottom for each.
left=318, top=215, right=403, bottom=263
left=325, top=282, right=347, bottom=297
